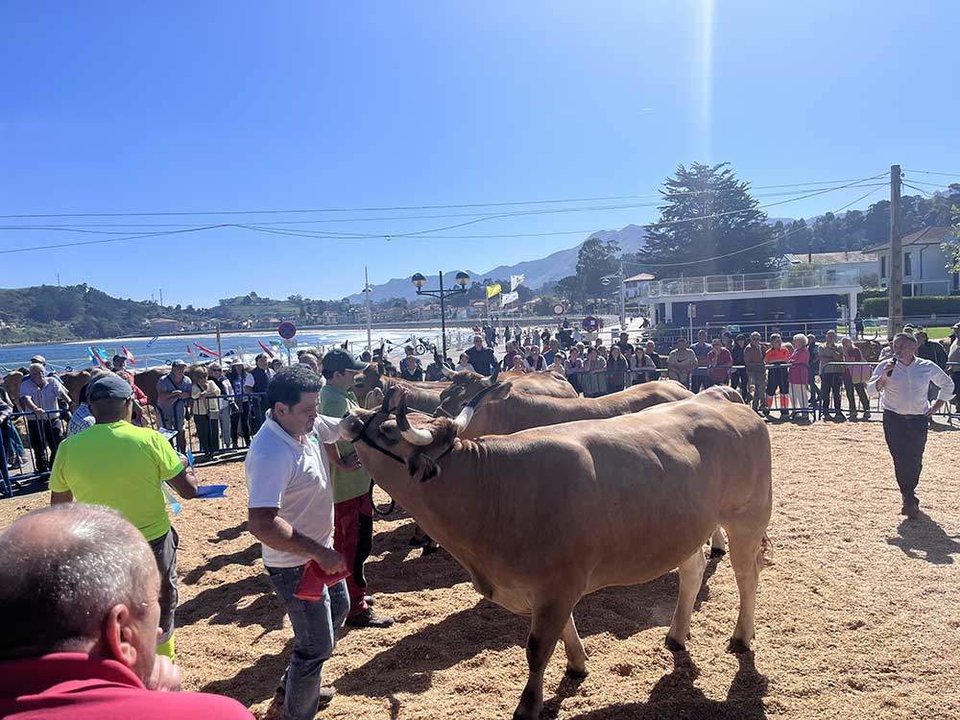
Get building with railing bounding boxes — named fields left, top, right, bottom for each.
left=635, top=268, right=862, bottom=332
left=864, top=226, right=960, bottom=297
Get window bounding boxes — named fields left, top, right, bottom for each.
left=904, top=252, right=912, bottom=277
left=880, top=255, right=887, bottom=279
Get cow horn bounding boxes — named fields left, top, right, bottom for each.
left=440, top=365, right=456, bottom=379
left=452, top=405, right=474, bottom=434
left=380, top=385, right=395, bottom=414
left=489, top=365, right=500, bottom=383
left=396, top=399, right=434, bottom=446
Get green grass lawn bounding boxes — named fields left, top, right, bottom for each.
left=838, top=325, right=955, bottom=339
left=921, top=326, right=955, bottom=339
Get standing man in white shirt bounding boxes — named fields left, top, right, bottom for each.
left=245, top=366, right=351, bottom=720
left=867, top=332, right=953, bottom=519
left=18, top=363, right=73, bottom=473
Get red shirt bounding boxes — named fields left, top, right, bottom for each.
left=0, top=653, right=252, bottom=720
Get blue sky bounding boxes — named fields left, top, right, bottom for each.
left=2, top=1, right=958, bottom=307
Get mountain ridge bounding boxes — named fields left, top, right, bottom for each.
left=347, top=224, right=649, bottom=303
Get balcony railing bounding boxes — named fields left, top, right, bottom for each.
left=637, top=268, right=861, bottom=299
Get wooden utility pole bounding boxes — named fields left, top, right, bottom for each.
left=888, top=164, right=903, bottom=337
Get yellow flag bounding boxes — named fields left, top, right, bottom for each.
left=485, top=283, right=502, bottom=299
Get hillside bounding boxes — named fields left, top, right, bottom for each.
left=0, top=286, right=315, bottom=344
left=0, top=284, right=175, bottom=344
left=347, top=224, right=648, bottom=303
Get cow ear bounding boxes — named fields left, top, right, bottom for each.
left=407, top=453, right=441, bottom=483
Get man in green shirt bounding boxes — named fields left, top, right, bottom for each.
left=319, top=349, right=393, bottom=629
left=49, top=374, right=198, bottom=660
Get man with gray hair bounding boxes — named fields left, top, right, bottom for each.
left=18, top=362, right=73, bottom=473
left=867, top=332, right=953, bottom=518
left=0, top=504, right=252, bottom=719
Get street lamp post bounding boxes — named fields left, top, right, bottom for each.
left=411, top=271, right=470, bottom=358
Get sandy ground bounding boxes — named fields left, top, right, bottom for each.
left=2, top=419, right=959, bottom=719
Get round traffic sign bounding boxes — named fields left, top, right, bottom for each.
left=278, top=321, right=297, bottom=340
left=553, top=303, right=565, bottom=315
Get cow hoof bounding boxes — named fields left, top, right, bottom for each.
left=664, top=635, right=687, bottom=653
left=709, top=547, right=727, bottom=559
left=564, top=666, right=589, bottom=679
left=727, top=638, right=751, bottom=654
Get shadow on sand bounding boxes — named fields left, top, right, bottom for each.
left=555, top=651, right=768, bottom=720
left=335, top=555, right=723, bottom=701
left=200, top=638, right=292, bottom=708
left=887, top=512, right=960, bottom=565
left=177, top=574, right=285, bottom=632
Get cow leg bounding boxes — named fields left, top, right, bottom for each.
left=709, top=527, right=727, bottom=558
left=560, top=615, right=587, bottom=677
left=514, top=602, right=573, bottom=720
left=726, top=527, right=766, bottom=653
left=666, top=549, right=707, bottom=651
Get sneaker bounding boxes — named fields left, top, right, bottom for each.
left=345, top=607, right=395, bottom=628
left=862, top=411, right=871, bottom=420
left=264, top=686, right=335, bottom=720
left=900, top=498, right=920, bottom=519
left=835, top=413, right=847, bottom=422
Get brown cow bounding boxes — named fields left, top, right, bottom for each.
left=339, top=386, right=772, bottom=720
left=58, top=371, right=93, bottom=405
left=353, top=364, right=449, bottom=413
left=2, top=372, right=24, bottom=411
left=457, top=379, right=693, bottom=439
left=133, top=367, right=169, bottom=408
left=435, top=369, right=578, bottom=417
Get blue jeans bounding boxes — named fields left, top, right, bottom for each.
left=266, top=565, right=350, bottom=720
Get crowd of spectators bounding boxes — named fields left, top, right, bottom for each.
left=469, top=320, right=960, bottom=423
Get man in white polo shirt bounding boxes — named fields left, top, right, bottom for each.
left=245, top=365, right=352, bottom=720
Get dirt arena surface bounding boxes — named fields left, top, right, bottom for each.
left=2, top=419, right=958, bottom=719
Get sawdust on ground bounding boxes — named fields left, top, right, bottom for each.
left=2, top=419, right=958, bottom=719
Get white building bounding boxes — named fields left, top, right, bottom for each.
left=783, top=251, right=880, bottom=285
left=864, top=226, right=960, bottom=296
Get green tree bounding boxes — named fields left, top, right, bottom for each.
left=575, top=236, right=620, bottom=300
left=639, top=162, right=774, bottom=275
left=946, top=205, right=960, bottom=274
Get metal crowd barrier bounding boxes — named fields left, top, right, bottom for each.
left=154, top=391, right=268, bottom=460
left=1, top=409, right=70, bottom=498
left=563, top=361, right=958, bottom=424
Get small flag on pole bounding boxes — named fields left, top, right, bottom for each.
left=485, top=283, right=502, bottom=299
left=258, top=340, right=275, bottom=358
left=510, top=274, right=525, bottom=291
left=194, top=342, right=221, bottom=358
left=121, top=346, right=137, bottom=366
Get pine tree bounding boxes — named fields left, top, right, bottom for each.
left=639, top=162, right=774, bottom=276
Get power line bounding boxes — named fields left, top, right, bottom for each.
left=0, top=174, right=887, bottom=254
left=899, top=178, right=958, bottom=190
left=903, top=169, right=960, bottom=178
left=0, top=225, right=229, bottom=256
left=901, top=182, right=933, bottom=197
left=242, top=177, right=886, bottom=241
left=0, top=184, right=884, bottom=233
left=0, top=174, right=887, bottom=220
